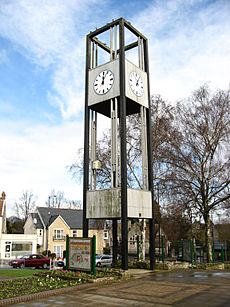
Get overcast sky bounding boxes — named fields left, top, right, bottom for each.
left=0, top=0, right=229, bottom=216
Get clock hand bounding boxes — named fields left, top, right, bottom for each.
left=101, top=71, right=108, bottom=85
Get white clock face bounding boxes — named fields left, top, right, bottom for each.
left=129, top=71, right=144, bottom=97
left=94, top=70, right=114, bottom=95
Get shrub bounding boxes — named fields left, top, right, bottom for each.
left=103, top=247, right=111, bottom=254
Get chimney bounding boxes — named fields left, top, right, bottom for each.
left=1, top=191, right=6, bottom=200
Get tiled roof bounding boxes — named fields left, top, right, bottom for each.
left=37, top=207, right=103, bottom=230
left=31, top=212, right=43, bottom=229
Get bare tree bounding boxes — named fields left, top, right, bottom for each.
left=14, top=191, right=36, bottom=222
left=68, top=148, right=84, bottom=184
left=161, top=86, right=230, bottom=262
left=46, top=190, right=66, bottom=208
left=161, top=203, right=191, bottom=242
left=67, top=199, right=82, bottom=209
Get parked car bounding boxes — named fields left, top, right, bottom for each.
left=9, top=254, right=50, bottom=269
left=96, top=254, right=113, bottom=267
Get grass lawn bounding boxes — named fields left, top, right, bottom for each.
left=0, top=269, right=44, bottom=278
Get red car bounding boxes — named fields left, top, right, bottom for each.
left=9, top=254, right=50, bottom=269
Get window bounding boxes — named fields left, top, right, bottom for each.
left=11, top=241, right=33, bottom=258
left=54, top=245, right=63, bottom=258
left=72, top=230, right=77, bottom=237
left=54, top=229, right=64, bottom=239
left=102, top=255, right=111, bottom=260
left=39, top=229, right=43, bottom=236
left=129, top=236, right=136, bottom=245
left=103, top=230, right=108, bottom=240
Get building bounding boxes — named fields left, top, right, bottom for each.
left=24, top=207, right=106, bottom=258
left=0, top=192, right=37, bottom=260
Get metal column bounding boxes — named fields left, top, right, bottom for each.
left=110, top=25, right=119, bottom=267
left=144, top=38, right=155, bottom=270
left=111, top=97, right=119, bottom=266
left=83, top=34, right=91, bottom=237
left=119, top=19, right=128, bottom=270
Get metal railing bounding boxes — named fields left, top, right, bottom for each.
left=53, top=236, right=66, bottom=241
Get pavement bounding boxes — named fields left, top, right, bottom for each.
left=1, top=269, right=230, bottom=306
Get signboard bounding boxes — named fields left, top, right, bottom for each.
left=68, top=237, right=92, bottom=271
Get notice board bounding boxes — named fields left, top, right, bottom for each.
left=68, top=237, right=92, bottom=271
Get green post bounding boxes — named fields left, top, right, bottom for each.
left=137, top=235, right=140, bottom=261
left=212, top=244, right=215, bottom=263
left=181, top=239, right=184, bottom=262
left=91, top=235, right=96, bottom=275
left=221, top=244, right=224, bottom=263
left=66, top=235, right=69, bottom=270
left=193, top=238, right=196, bottom=264
left=190, top=239, right=194, bottom=265
left=161, top=236, right=164, bottom=263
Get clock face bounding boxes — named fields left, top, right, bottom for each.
left=129, top=71, right=144, bottom=97
left=94, top=70, right=114, bottom=95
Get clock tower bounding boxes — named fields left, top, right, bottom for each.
left=83, top=18, right=155, bottom=270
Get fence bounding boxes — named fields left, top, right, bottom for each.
left=113, top=238, right=230, bottom=264
left=169, top=239, right=230, bottom=264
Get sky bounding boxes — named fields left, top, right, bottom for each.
left=0, top=0, right=229, bottom=216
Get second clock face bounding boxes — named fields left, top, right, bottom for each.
left=94, top=70, right=114, bottom=95
left=129, top=71, right=144, bottom=97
